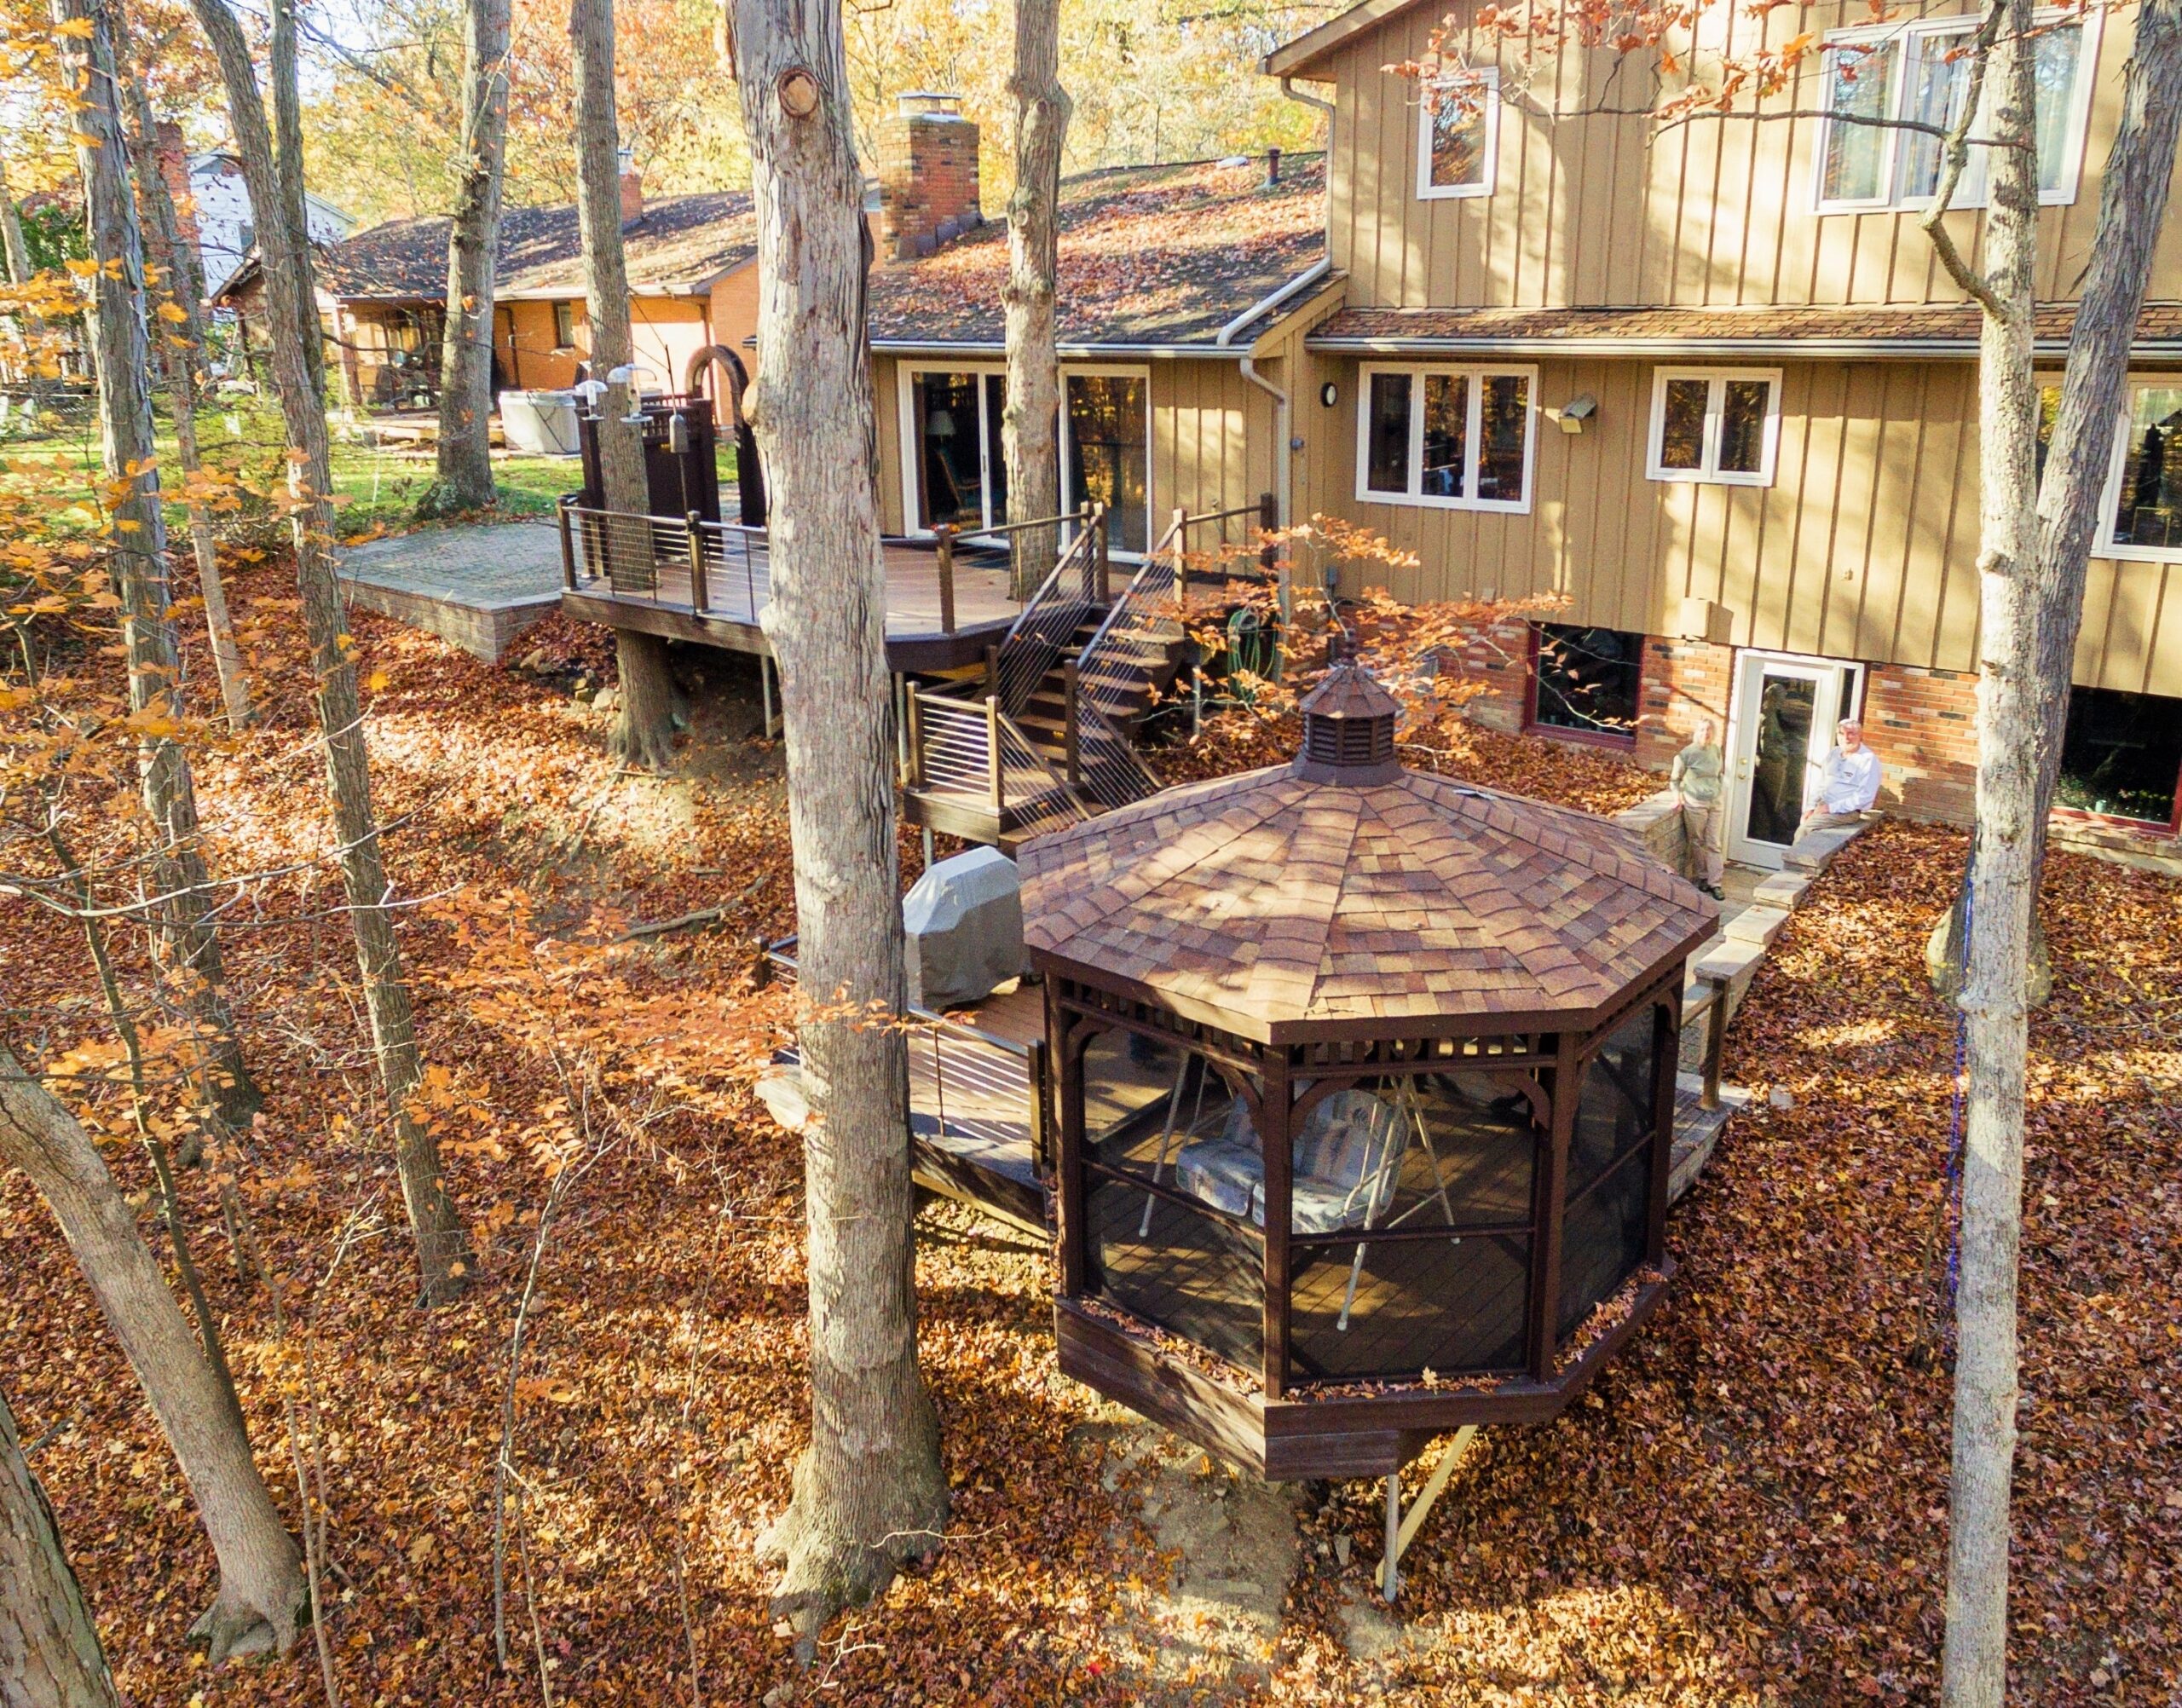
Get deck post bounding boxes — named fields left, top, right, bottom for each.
left=1077, top=504, right=1095, bottom=598
left=986, top=642, right=1002, bottom=702
left=1383, top=1474, right=1401, bottom=1602
left=685, top=511, right=707, bottom=616
left=1062, top=660, right=1082, bottom=788
left=985, top=693, right=1005, bottom=814
left=1094, top=504, right=1111, bottom=602
left=1258, top=489, right=1279, bottom=567
left=1173, top=506, right=1190, bottom=615
left=1701, top=975, right=1729, bottom=1112
left=760, top=652, right=776, bottom=739
left=936, top=524, right=957, bottom=634
left=1026, top=1036, right=1051, bottom=1176
left=557, top=497, right=579, bottom=590
left=905, top=689, right=925, bottom=790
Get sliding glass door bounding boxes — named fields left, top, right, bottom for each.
left=906, top=367, right=1008, bottom=536
left=1063, top=371, right=1151, bottom=558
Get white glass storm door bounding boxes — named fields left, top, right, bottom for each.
left=1725, top=652, right=1864, bottom=869
left=1060, top=368, right=1152, bottom=560
left=903, top=366, right=1008, bottom=539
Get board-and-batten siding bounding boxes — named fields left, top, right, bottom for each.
left=1325, top=0, right=2158, bottom=310
left=872, top=354, right=1279, bottom=545
left=1291, top=352, right=2182, bottom=697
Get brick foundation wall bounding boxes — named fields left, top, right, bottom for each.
left=1861, top=663, right=1979, bottom=823
left=1635, top=637, right=1735, bottom=772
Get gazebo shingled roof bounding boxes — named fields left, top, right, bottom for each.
left=1021, top=665, right=1717, bottom=1041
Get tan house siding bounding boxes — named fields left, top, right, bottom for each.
left=1319, top=0, right=2161, bottom=311
left=1299, top=353, right=2182, bottom=696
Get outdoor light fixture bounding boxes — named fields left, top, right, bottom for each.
left=1555, top=393, right=1598, bottom=435
left=1320, top=381, right=1339, bottom=408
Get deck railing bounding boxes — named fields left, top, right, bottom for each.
left=904, top=688, right=1090, bottom=835
left=765, top=942, right=1051, bottom=1177
left=992, top=511, right=1103, bottom=718
left=559, top=497, right=774, bottom=624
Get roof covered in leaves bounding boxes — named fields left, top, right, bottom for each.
left=1020, top=731, right=1716, bottom=1041
left=867, top=153, right=1330, bottom=352
left=305, top=193, right=758, bottom=303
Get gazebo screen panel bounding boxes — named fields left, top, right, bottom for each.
left=1565, top=1006, right=1659, bottom=1200
left=1556, top=1001, right=1670, bottom=1339
left=1084, top=1174, right=1264, bottom=1371
left=1289, top=1230, right=1531, bottom=1382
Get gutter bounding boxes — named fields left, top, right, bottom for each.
left=1217, top=257, right=1335, bottom=530
left=1305, top=333, right=2182, bottom=361
left=870, top=338, right=1249, bottom=360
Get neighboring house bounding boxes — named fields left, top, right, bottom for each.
left=187, top=146, right=353, bottom=299
left=1215, top=0, right=2182, bottom=863
left=867, top=93, right=1336, bottom=563
left=215, top=167, right=758, bottom=419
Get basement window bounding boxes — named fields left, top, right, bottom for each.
left=1528, top=624, right=1642, bottom=746
left=2056, top=686, right=2182, bottom=829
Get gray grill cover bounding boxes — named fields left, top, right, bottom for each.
left=903, top=846, right=1024, bottom=1010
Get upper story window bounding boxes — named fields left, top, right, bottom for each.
left=552, top=300, right=578, bottom=349
left=1357, top=363, right=1534, bottom=511
left=2040, top=380, right=2182, bottom=562
left=1647, top=368, right=1782, bottom=487
left=1814, top=11, right=2096, bottom=213
left=1416, top=68, right=1500, bottom=200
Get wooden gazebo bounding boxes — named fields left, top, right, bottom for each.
left=1022, top=662, right=1717, bottom=1585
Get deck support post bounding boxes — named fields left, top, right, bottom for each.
left=685, top=511, right=707, bottom=616
left=1700, top=974, right=1729, bottom=1112
left=985, top=694, right=1005, bottom=815
left=936, top=524, right=956, bottom=634
left=1173, top=506, right=1190, bottom=617
left=1381, top=1426, right=1481, bottom=1603
left=759, top=651, right=776, bottom=740
left=1062, top=660, right=1081, bottom=788
left=906, top=688, right=926, bottom=790
left=557, top=497, right=579, bottom=590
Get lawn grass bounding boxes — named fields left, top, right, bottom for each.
left=2, top=401, right=736, bottom=540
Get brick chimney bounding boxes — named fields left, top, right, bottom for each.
left=877, top=92, right=981, bottom=262
left=153, top=120, right=201, bottom=251
left=617, top=146, right=644, bottom=228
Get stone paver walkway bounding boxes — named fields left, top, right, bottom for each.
left=338, top=520, right=564, bottom=661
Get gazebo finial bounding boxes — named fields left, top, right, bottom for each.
left=1295, top=656, right=1402, bottom=782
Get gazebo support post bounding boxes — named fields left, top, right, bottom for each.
left=1381, top=1425, right=1481, bottom=1603
left=1529, top=1030, right=1579, bottom=1382
left=1647, top=992, right=1678, bottom=1267
left=1052, top=992, right=1088, bottom=1298
left=1261, top=1048, right=1293, bottom=1401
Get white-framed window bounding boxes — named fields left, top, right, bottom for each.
left=1646, top=367, right=1783, bottom=487
left=1812, top=8, right=2099, bottom=214
left=1355, top=363, right=1536, bottom=511
left=1059, top=365, right=1152, bottom=560
left=2043, top=378, right=2182, bottom=563
left=551, top=299, right=577, bottom=349
left=1415, top=67, right=1501, bottom=200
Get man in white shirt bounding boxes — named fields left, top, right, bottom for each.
left=1796, top=718, right=1882, bottom=841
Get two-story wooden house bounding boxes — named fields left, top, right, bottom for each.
left=762, top=26, right=2182, bottom=864
left=1247, top=0, right=2182, bottom=865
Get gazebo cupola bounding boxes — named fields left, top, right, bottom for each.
left=1022, top=661, right=1718, bottom=1486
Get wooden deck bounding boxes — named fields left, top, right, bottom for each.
left=563, top=531, right=1025, bottom=673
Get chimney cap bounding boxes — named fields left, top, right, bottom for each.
left=896, top=91, right=967, bottom=119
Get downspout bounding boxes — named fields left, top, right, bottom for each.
left=1217, top=256, right=1331, bottom=532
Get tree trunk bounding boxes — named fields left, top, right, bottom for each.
left=1942, top=5, right=2042, bottom=1701
left=0, top=1046, right=306, bottom=1661
left=569, top=0, right=682, bottom=770
left=2029, top=0, right=2182, bottom=840
left=117, top=49, right=253, bottom=733
left=419, top=0, right=512, bottom=518
left=1002, top=0, right=1070, bottom=598
left=0, top=159, right=29, bottom=285
left=186, top=0, right=471, bottom=1304
left=0, top=1385, right=122, bottom=1708
left=728, top=3, right=949, bottom=1636
left=56, top=0, right=259, bottom=1133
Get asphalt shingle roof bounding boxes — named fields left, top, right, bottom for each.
left=867, top=153, right=1329, bottom=349
left=313, top=192, right=758, bottom=302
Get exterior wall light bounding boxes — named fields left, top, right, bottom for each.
left=1555, top=392, right=1597, bottom=435
left=1320, top=381, right=1339, bottom=408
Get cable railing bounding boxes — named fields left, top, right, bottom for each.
left=994, top=513, right=1103, bottom=718
left=558, top=497, right=775, bottom=624
left=763, top=943, right=1052, bottom=1178
left=1075, top=510, right=1189, bottom=724
left=904, top=688, right=1089, bottom=835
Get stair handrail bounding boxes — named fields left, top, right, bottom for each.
left=994, top=517, right=1100, bottom=717
left=1073, top=509, right=1188, bottom=691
